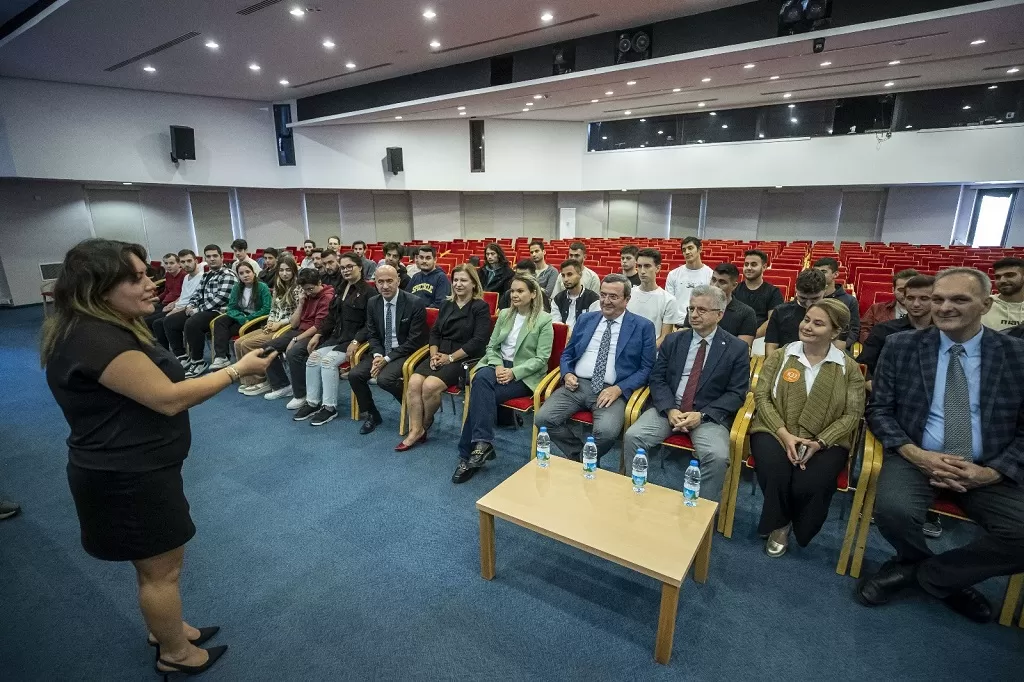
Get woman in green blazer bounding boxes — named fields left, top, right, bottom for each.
left=209, top=262, right=271, bottom=370
left=452, top=273, right=553, bottom=484
left=750, top=298, right=865, bottom=557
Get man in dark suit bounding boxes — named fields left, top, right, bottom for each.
left=860, top=267, right=1024, bottom=623
left=624, top=285, right=750, bottom=501
left=349, top=265, right=428, bottom=434
left=535, top=274, right=656, bottom=462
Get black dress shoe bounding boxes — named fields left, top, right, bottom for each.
left=856, top=559, right=919, bottom=606
left=467, top=443, right=496, bottom=468
left=942, top=587, right=992, bottom=623
left=452, top=460, right=476, bottom=484
left=359, top=412, right=383, bottom=435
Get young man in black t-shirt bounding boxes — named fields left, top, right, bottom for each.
left=764, top=269, right=828, bottom=355
left=813, top=257, right=860, bottom=350
left=734, top=249, right=784, bottom=334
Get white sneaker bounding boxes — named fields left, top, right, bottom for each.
left=243, top=382, right=271, bottom=396
left=209, top=357, right=231, bottom=370
left=285, top=397, right=306, bottom=410
left=264, top=386, right=293, bottom=400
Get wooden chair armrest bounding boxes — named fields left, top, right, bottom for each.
left=352, top=342, right=371, bottom=364
left=238, top=315, right=269, bottom=336
left=749, top=355, right=765, bottom=390
left=208, top=313, right=226, bottom=335
left=271, top=324, right=292, bottom=339
left=542, top=369, right=564, bottom=400
left=402, top=345, right=431, bottom=384
left=533, top=368, right=563, bottom=412
left=624, top=387, right=651, bottom=432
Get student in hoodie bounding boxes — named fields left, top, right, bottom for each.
left=409, top=244, right=451, bottom=308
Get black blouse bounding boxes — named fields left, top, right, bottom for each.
left=481, top=265, right=514, bottom=295
left=45, top=318, right=190, bottom=472
left=318, top=279, right=371, bottom=347
left=429, top=298, right=492, bottom=357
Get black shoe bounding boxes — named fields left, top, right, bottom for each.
left=292, top=403, right=320, bottom=421
left=452, top=460, right=476, bottom=484
left=310, top=406, right=339, bottom=426
left=156, top=644, right=228, bottom=679
left=942, top=587, right=992, bottom=623
left=0, top=500, right=20, bottom=521
left=148, top=626, right=219, bottom=649
left=467, top=443, right=496, bottom=468
left=856, top=559, right=919, bottom=606
left=359, top=412, right=383, bottom=434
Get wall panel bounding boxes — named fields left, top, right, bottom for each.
left=305, top=192, right=341, bottom=246
left=189, top=191, right=232, bottom=251
left=372, top=192, right=413, bottom=243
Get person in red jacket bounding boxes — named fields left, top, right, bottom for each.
left=262, top=268, right=335, bottom=400
left=144, top=253, right=185, bottom=331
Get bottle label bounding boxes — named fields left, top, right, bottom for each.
left=684, top=487, right=698, bottom=501
left=632, top=472, right=646, bottom=487
left=583, top=459, right=596, bottom=472
left=537, top=449, right=549, bottom=461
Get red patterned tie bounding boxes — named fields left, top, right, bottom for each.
left=679, top=340, right=707, bottom=413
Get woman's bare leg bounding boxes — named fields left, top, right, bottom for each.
left=403, top=374, right=426, bottom=446
left=133, top=546, right=207, bottom=667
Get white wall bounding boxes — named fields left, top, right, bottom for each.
left=411, top=192, right=462, bottom=241
left=879, top=186, right=962, bottom=245
left=238, top=189, right=305, bottom=249
left=704, top=190, right=761, bottom=241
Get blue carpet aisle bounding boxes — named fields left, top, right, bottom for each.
left=0, top=306, right=1021, bottom=681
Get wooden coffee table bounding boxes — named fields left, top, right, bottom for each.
left=476, top=456, right=717, bottom=665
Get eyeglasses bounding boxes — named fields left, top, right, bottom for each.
left=339, top=264, right=355, bottom=271
left=687, top=306, right=722, bottom=316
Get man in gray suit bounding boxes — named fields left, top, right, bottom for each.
left=624, top=285, right=750, bottom=501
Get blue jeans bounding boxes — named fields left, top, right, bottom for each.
left=459, top=363, right=530, bottom=460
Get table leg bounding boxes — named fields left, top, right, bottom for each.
left=479, top=510, right=496, bottom=580
left=654, top=582, right=680, bottom=665
left=693, top=524, right=712, bottom=584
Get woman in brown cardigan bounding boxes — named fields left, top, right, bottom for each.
left=751, top=298, right=865, bottom=557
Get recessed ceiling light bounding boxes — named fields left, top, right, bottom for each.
left=657, top=130, right=664, bottom=134
left=459, top=111, right=467, bottom=116
left=541, top=12, right=554, bottom=22
left=639, top=118, right=646, bottom=122
left=422, top=9, right=436, bottom=19
left=605, top=91, right=614, bottom=96
left=591, top=99, right=599, bottom=103
left=143, top=65, right=156, bottom=73
left=996, top=119, right=1004, bottom=123
left=249, top=63, right=260, bottom=71
left=783, top=92, right=792, bottom=98
left=769, top=75, right=780, bottom=80
left=827, top=128, right=832, bottom=134
left=1008, top=67, right=1020, bottom=74
left=788, top=103, right=796, bottom=108
left=429, top=40, right=441, bottom=49
left=791, top=117, right=799, bottom=123
left=279, top=79, right=289, bottom=85
left=722, top=124, right=729, bottom=129
left=289, top=7, right=305, bottom=17
left=322, top=39, right=335, bottom=49
left=205, top=41, right=219, bottom=50
left=888, top=60, right=901, bottom=65
left=988, top=85, right=998, bottom=90
left=602, top=136, right=608, bottom=140
left=345, top=62, right=356, bottom=69
left=639, top=144, right=645, bottom=148
left=884, top=81, right=895, bottom=87
left=623, top=110, right=632, bottom=115
left=820, top=61, right=832, bottom=67
left=698, top=102, right=706, bottom=107
left=526, top=102, right=534, bottom=106
left=970, top=39, right=986, bottom=46
left=457, top=106, right=466, bottom=111
left=122, top=182, right=132, bottom=185
left=743, top=63, right=756, bottom=69
left=775, top=185, right=783, bottom=189
left=697, top=140, right=704, bottom=143
left=709, top=111, right=717, bottom=116
left=702, top=77, right=711, bottom=83
left=621, top=189, right=629, bottom=192
left=395, top=115, right=403, bottom=120
left=533, top=94, right=544, bottom=100
left=758, top=133, right=765, bottom=138
left=672, top=87, right=681, bottom=92
left=905, top=125, right=913, bottom=129
left=962, top=105, right=972, bottom=110
left=626, top=80, right=637, bottom=86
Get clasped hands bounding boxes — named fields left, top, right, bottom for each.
left=563, top=373, right=621, bottom=408
left=666, top=409, right=702, bottom=433
left=778, top=429, right=821, bottom=470
left=903, top=445, right=1001, bottom=492
left=429, top=350, right=454, bottom=371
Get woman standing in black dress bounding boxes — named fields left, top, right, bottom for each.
left=42, top=239, right=277, bottom=678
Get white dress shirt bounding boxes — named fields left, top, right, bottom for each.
left=772, top=341, right=847, bottom=397
left=374, top=296, right=400, bottom=357
left=674, top=328, right=718, bottom=403
left=501, top=313, right=527, bottom=362
left=574, top=312, right=625, bottom=386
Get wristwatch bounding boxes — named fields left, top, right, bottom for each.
left=448, top=354, right=454, bottom=364
left=816, top=438, right=827, bottom=449
left=700, top=412, right=711, bottom=424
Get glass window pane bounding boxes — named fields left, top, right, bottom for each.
left=971, top=193, right=1014, bottom=247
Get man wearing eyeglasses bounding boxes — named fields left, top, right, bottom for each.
left=624, top=284, right=750, bottom=500
left=764, top=269, right=831, bottom=356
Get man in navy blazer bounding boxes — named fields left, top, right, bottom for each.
left=536, top=274, right=656, bottom=462
left=859, top=268, right=1024, bottom=624
left=625, top=285, right=750, bottom=500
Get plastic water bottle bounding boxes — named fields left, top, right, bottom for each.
left=536, top=427, right=551, bottom=468
left=632, top=449, right=648, bottom=493
left=684, top=460, right=701, bottom=507
left=582, top=437, right=598, bottom=479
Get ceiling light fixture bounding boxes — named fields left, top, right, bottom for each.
left=698, top=102, right=706, bottom=107
left=722, top=124, right=729, bottom=129
left=758, top=133, right=765, bottom=138
left=657, top=130, right=664, bottom=134
left=459, top=111, right=467, bottom=116
left=205, top=41, right=219, bottom=50
left=249, top=63, right=260, bottom=71
left=769, top=75, right=780, bottom=80
left=639, top=118, right=646, bottom=122
left=541, top=12, right=554, bottom=22
left=820, top=61, right=832, bottom=67
left=395, top=115, right=403, bottom=120
left=626, top=80, right=637, bottom=86
left=962, top=105, right=971, bottom=110
left=422, top=9, right=436, bottom=19
left=591, top=99, right=599, bottom=103
left=345, top=62, right=356, bottom=69
left=783, top=92, right=792, bottom=99
left=1008, top=67, right=1020, bottom=74
left=743, top=63, right=756, bottom=69
left=522, top=108, right=530, bottom=112
left=322, top=39, right=335, bottom=49
left=122, top=182, right=132, bottom=185
left=989, top=85, right=998, bottom=90
left=702, top=77, right=711, bottom=83
left=888, top=60, right=901, bottom=65
left=996, top=119, right=1004, bottom=123
left=790, top=117, right=798, bottom=123
left=905, top=125, right=913, bottom=129
left=970, top=39, right=986, bottom=46
left=143, top=65, right=156, bottom=73
left=623, top=110, right=632, bottom=115
left=457, top=106, right=466, bottom=110
left=533, top=94, right=544, bottom=100
left=672, top=88, right=681, bottom=92
left=788, top=103, right=796, bottom=108
left=605, top=91, right=614, bottom=96
left=429, top=40, right=441, bottom=49
left=279, top=79, right=290, bottom=85
left=602, top=136, right=608, bottom=140
left=709, top=111, right=717, bottom=116
left=289, top=7, right=304, bottom=17
left=526, top=102, right=534, bottom=106
left=884, top=81, right=895, bottom=87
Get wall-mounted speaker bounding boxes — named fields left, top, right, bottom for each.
left=169, top=125, right=196, bottom=163
left=386, top=147, right=404, bottom=175
left=552, top=44, right=576, bottom=75
left=614, top=27, right=652, bottom=65
left=273, top=104, right=296, bottom=166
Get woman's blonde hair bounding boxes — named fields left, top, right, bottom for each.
left=273, top=254, right=299, bottom=308
left=448, top=263, right=483, bottom=301
left=809, top=298, right=851, bottom=340
left=506, top=273, right=545, bottom=328
left=41, top=239, right=153, bottom=366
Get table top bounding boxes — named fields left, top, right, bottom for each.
left=476, top=456, right=717, bottom=586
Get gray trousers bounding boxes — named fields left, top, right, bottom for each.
left=874, top=453, right=1024, bottom=597
left=623, top=407, right=731, bottom=502
left=534, top=378, right=625, bottom=460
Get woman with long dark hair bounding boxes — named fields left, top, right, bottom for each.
left=42, top=239, right=277, bottom=678
left=207, top=261, right=272, bottom=373
left=480, top=243, right=514, bottom=296
left=234, top=255, right=299, bottom=395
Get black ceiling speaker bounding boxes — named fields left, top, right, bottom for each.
left=778, top=0, right=833, bottom=36
left=615, top=27, right=653, bottom=65
left=169, top=125, right=195, bottom=163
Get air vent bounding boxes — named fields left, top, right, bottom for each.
left=40, top=263, right=62, bottom=281
left=104, top=32, right=200, bottom=72
left=237, top=0, right=286, bottom=16
left=436, top=13, right=598, bottom=53
left=293, top=63, right=392, bottom=88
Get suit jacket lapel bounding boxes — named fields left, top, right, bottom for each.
left=697, top=334, right=726, bottom=391
left=614, top=314, right=634, bottom=363
left=919, top=327, right=939, bottom=406
left=980, top=329, right=1003, bottom=430
left=673, top=331, right=694, bottom=395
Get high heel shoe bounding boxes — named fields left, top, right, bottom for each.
left=155, top=644, right=227, bottom=680
left=149, top=627, right=219, bottom=663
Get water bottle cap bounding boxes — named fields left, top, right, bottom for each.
left=636, top=448, right=646, bottom=455
left=690, top=459, right=699, bottom=466
left=586, top=436, right=595, bottom=442
left=539, top=426, right=547, bottom=432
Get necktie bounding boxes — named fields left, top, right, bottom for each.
left=679, top=340, right=708, bottom=413
left=943, top=344, right=973, bottom=461
left=591, top=320, right=615, bottom=393
left=384, top=301, right=394, bottom=351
